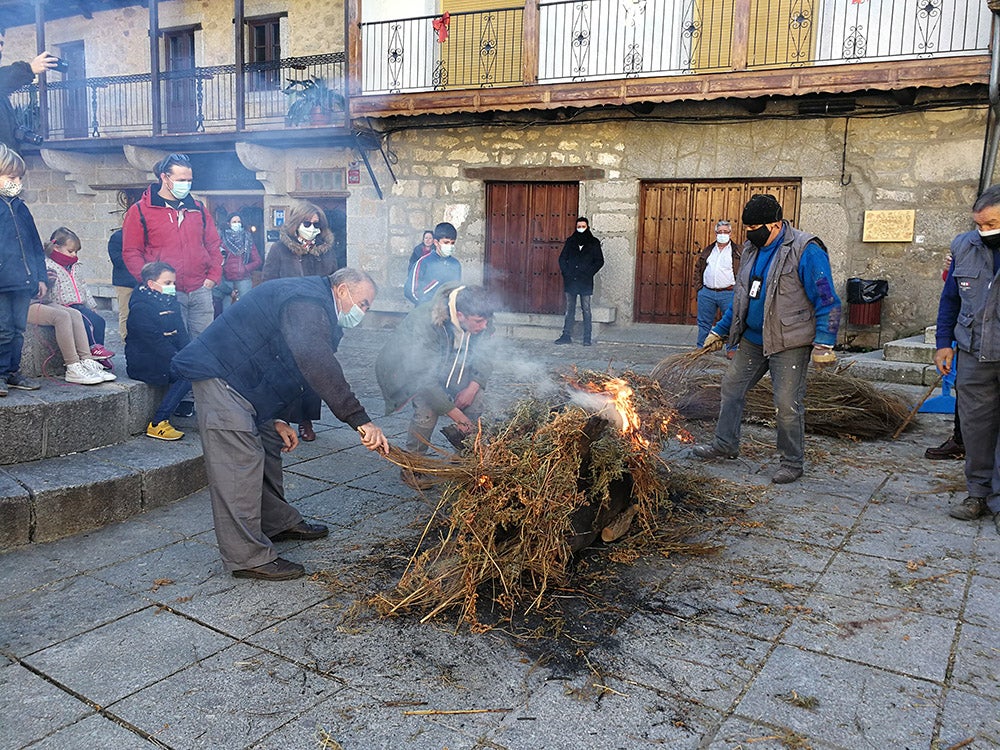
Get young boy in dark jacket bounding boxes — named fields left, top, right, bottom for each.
left=125, top=262, right=191, bottom=440
left=0, top=144, right=45, bottom=395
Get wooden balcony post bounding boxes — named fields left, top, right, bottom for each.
left=234, top=0, right=245, bottom=131
left=346, top=0, right=362, bottom=99
left=34, top=1, right=47, bottom=139
left=150, top=0, right=162, bottom=136
left=732, top=0, right=751, bottom=72
left=522, top=0, right=539, bottom=86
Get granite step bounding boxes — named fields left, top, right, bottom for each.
left=882, top=334, right=936, bottom=365
left=0, top=431, right=206, bottom=550
left=0, top=364, right=207, bottom=552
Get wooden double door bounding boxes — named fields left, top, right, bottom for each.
left=634, top=179, right=801, bottom=324
left=485, top=181, right=579, bottom=314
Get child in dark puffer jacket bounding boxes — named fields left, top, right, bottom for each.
left=125, top=261, right=191, bottom=440
left=0, top=144, right=46, bottom=395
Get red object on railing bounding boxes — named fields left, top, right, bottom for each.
left=433, top=12, right=450, bottom=43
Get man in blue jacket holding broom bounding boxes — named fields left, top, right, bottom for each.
left=691, top=194, right=841, bottom=485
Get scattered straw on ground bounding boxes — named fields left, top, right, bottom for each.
left=651, top=354, right=913, bottom=440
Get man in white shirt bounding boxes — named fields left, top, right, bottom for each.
left=694, top=220, right=740, bottom=347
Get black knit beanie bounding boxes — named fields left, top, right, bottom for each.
left=742, top=194, right=783, bottom=225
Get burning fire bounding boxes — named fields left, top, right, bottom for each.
left=570, top=377, right=649, bottom=447
left=602, top=378, right=644, bottom=440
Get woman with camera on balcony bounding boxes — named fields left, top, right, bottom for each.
left=261, top=201, right=338, bottom=442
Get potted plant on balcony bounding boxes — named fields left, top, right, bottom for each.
left=284, top=77, right=344, bottom=127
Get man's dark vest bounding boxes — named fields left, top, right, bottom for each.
left=951, top=230, right=1000, bottom=361
left=171, top=276, right=341, bottom=422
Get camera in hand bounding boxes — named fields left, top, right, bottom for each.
left=14, top=125, right=43, bottom=146
left=51, top=57, right=69, bottom=73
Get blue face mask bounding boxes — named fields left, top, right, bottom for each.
left=336, top=287, right=365, bottom=328
left=169, top=180, right=191, bottom=200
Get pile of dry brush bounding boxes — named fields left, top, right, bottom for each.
left=650, top=351, right=913, bottom=440
left=373, top=372, right=721, bottom=629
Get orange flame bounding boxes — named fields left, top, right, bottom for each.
left=590, top=378, right=649, bottom=448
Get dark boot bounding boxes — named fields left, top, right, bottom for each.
left=924, top=437, right=964, bottom=460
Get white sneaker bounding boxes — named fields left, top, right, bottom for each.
left=65, top=361, right=104, bottom=385
left=83, top=358, right=116, bottom=381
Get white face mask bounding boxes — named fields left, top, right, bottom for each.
left=0, top=179, right=23, bottom=198
left=230, top=222, right=242, bottom=232
left=438, top=242, right=455, bottom=257
left=716, top=233, right=731, bottom=245
left=576, top=227, right=587, bottom=233
left=298, top=223, right=321, bottom=241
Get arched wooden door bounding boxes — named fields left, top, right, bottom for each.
left=485, top=181, right=579, bottom=314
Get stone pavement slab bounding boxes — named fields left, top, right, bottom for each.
left=23, top=712, right=156, bottom=750
left=1, top=575, right=148, bottom=657
left=780, top=592, right=956, bottom=681
left=107, top=642, right=343, bottom=749
left=0, top=663, right=92, bottom=748
left=731, top=645, right=940, bottom=748
left=23, top=607, right=235, bottom=706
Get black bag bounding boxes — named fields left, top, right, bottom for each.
left=846, top=278, right=889, bottom=304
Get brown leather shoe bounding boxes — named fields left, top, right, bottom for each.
left=298, top=421, right=316, bottom=442
left=924, top=437, right=964, bottom=460
left=692, top=444, right=737, bottom=460
left=949, top=496, right=987, bottom=521
left=231, top=557, right=305, bottom=581
left=269, top=522, right=329, bottom=542
left=772, top=466, right=803, bottom=484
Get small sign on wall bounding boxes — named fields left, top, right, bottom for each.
left=348, top=162, right=361, bottom=185
left=273, top=208, right=285, bottom=227
left=862, top=210, right=915, bottom=242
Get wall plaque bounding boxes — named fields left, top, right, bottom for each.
left=862, top=210, right=915, bottom=242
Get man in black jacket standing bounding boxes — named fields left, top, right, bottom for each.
left=554, top=216, right=604, bottom=346
left=0, top=30, right=58, bottom=151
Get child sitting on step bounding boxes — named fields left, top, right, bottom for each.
left=27, top=292, right=116, bottom=385
left=125, top=262, right=191, bottom=440
left=45, top=227, right=115, bottom=368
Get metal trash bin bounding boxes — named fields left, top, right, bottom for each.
left=846, top=278, right=888, bottom=326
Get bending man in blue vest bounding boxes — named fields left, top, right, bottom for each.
left=172, top=268, right=389, bottom=581
left=935, top=184, right=1000, bottom=532
left=691, top=194, right=841, bottom=485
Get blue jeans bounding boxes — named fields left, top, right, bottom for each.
left=176, top=286, right=215, bottom=339
left=153, top=377, right=192, bottom=424
left=712, top=339, right=811, bottom=470
left=0, top=290, right=32, bottom=376
left=696, top=287, right=734, bottom=347
left=69, top=304, right=106, bottom=346
left=562, top=293, right=593, bottom=342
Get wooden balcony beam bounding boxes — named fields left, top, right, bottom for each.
left=349, top=56, right=989, bottom=119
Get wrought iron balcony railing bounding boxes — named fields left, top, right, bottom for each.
left=11, top=52, right=346, bottom=142
left=360, top=0, right=991, bottom=94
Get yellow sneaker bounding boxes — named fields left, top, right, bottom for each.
left=146, top=420, right=184, bottom=441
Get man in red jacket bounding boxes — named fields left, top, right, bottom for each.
left=122, top=153, right=222, bottom=342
